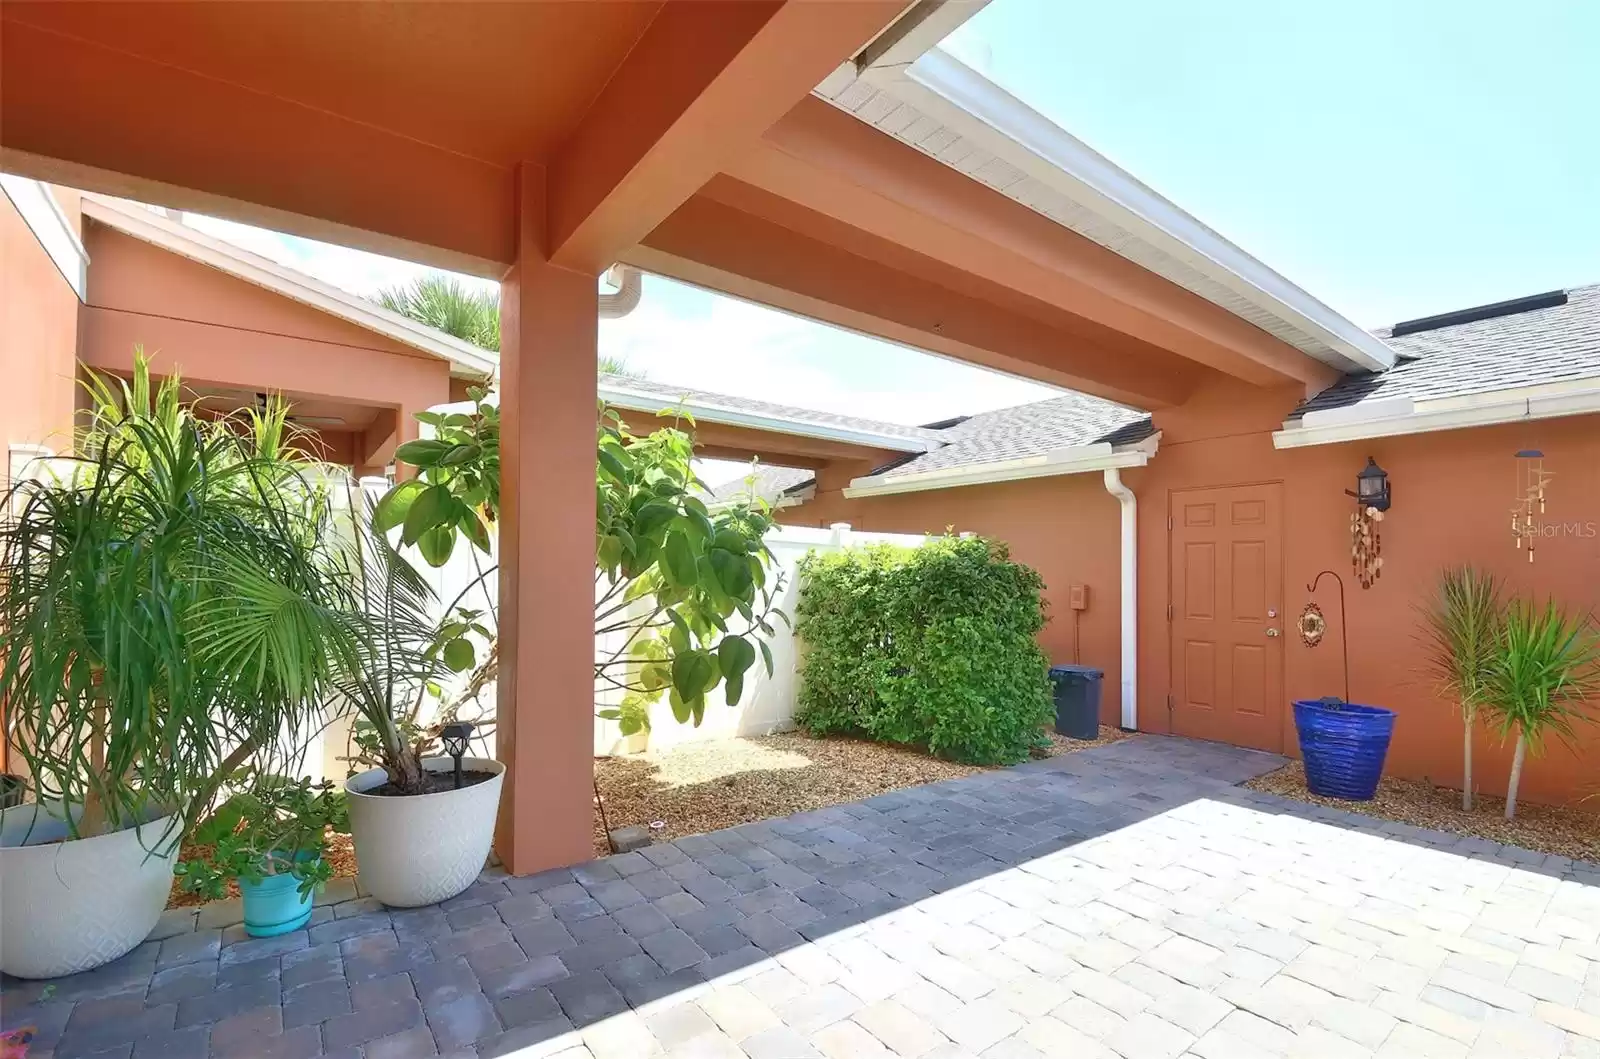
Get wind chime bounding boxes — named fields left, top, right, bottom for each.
left=1347, top=457, right=1390, bottom=589
left=1511, top=449, right=1551, bottom=563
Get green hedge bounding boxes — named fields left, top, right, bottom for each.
left=793, top=534, right=1054, bottom=765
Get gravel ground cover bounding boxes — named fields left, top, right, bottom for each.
left=1247, top=759, right=1600, bottom=862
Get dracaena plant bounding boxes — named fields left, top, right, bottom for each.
left=1481, top=598, right=1600, bottom=819
left=371, top=393, right=784, bottom=746
left=1419, top=566, right=1502, bottom=810
left=0, top=354, right=351, bottom=842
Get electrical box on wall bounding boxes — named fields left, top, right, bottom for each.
left=1069, top=584, right=1089, bottom=611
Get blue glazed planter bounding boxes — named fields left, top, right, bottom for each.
left=1293, top=699, right=1396, bottom=801
left=239, top=855, right=317, bottom=938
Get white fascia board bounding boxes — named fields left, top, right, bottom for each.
left=869, top=49, right=1395, bottom=375
left=2, top=176, right=88, bottom=300
left=843, top=440, right=1155, bottom=498
left=78, top=195, right=498, bottom=379
left=597, top=384, right=939, bottom=454
left=1273, top=382, right=1600, bottom=449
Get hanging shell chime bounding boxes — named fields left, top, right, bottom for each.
left=1352, top=504, right=1383, bottom=588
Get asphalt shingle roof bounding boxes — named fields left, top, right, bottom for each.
left=705, top=465, right=817, bottom=507
left=874, top=393, right=1152, bottom=478
left=600, top=373, right=946, bottom=444
left=1293, top=284, right=1600, bottom=419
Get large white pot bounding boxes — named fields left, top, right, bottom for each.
left=0, top=804, right=180, bottom=979
left=346, top=757, right=504, bottom=908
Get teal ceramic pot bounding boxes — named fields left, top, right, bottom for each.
left=239, top=855, right=317, bottom=938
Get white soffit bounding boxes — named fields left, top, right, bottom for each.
left=814, top=48, right=1394, bottom=375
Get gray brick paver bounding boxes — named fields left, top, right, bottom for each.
left=19, top=736, right=1600, bottom=1059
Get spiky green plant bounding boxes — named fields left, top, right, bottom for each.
left=1481, top=599, right=1600, bottom=819
left=1419, top=566, right=1502, bottom=809
left=0, top=353, right=352, bottom=842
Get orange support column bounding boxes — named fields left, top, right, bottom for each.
left=495, top=164, right=598, bottom=874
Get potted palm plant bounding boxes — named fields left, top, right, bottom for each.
left=333, top=512, right=499, bottom=908
left=1481, top=598, right=1600, bottom=819
left=176, top=771, right=349, bottom=937
left=0, top=357, right=350, bottom=978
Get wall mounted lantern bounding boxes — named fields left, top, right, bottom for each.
left=1346, top=457, right=1391, bottom=512
left=440, top=722, right=474, bottom=789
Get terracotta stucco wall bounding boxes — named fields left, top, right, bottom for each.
left=783, top=462, right=1127, bottom=727
left=0, top=186, right=81, bottom=463
left=1137, top=378, right=1600, bottom=809
left=79, top=221, right=452, bottom=462
left=785, top=379, right=1600, bottom=809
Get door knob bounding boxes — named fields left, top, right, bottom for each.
left=1266, top=628, right=1280, bottom=637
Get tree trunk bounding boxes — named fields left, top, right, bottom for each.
left=1462, top=714, right=1473, bottom=811
left=1505, top=731, right=1526, bottom=821
left=80, top=690, right=110, bottom=838
left=389, top=746, right=428, bottom=795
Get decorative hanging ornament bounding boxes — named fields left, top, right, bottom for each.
left=1512, top=449, right=1552, bottom=563
left=1351, top=505, right=1383, bottom=588
left=1297, top=601, right=1327, bottom=648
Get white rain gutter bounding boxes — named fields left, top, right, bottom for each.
left=841, top=434, right=1157, bottom=498
left=598, top=383, right=940, bottom=454
left=859, top=48, right=1395, bottom=375
left=1102, top=468, right=1138, bottom=730
left=1273, top=379, right=1600, bottom=449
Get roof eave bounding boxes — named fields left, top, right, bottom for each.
left=860, top=48, right=1394, bottom=375
left=597, top=382, right=941, bottom=453
left=1273, top=380, right=1600, bottom=448
left=842, top=433, right=1159, bottom=498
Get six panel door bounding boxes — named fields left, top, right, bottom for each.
left=1169, top=483, right=1284, bottom=752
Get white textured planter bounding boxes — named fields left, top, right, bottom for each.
left=346, top=757, right=504, bottom=908
left=0, top=805, right=180, bottom=979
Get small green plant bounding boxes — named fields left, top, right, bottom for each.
left=1481, top=599, right=1600, bottom=819
left=175, top=771, right=350, bottom=901
left=1419, top=566, right=1502, bottom=810
left=795, top=534, right=1054, bottom=765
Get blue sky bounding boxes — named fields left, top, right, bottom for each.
left=185, top=0, right=1596, bottom=435
left=947, top=0, right=1600, bottom=326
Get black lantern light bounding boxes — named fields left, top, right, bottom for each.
left=440, top=722, right=474, bottom=789
left=1346, top=457, right=1391, bottom=512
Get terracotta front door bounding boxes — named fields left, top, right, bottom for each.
left=1169, top=483, right=1284, bottom=752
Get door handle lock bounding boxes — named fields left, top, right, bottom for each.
left=1266, top=627, right=1280, bottom=637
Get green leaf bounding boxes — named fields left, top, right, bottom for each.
left=598, top=447, right=629, bottom=482
left=458, top=509, right=491, bottom=553
left=442, top=637, right=475, bottom=673
left=373, top=479, right=425, bottom=532
left=663, top=531, right=699, bottom=587
left=758, top=638, right=775, bottom=677
left=401, top=484, right=452, bottom=546
left=417, top=524, right=456, bottom=567
left=438, top=443, right=482, bottom=467
left=394, top=438, right=451, bottom=467
left=717, top=635, right=756, bottom=681
left=724, top=672, right=745, bottom=707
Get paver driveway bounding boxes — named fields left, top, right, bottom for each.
left=7, top=735, right=1600, bottom=1058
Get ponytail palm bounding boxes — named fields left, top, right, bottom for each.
left=0, top=355, right=352, bottom=841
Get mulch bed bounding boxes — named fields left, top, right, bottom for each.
left=1246, top=761, right=1600, bottom=864
left=590, top=726, right=1130, bottom=856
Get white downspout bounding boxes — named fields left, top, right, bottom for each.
left=598, top=264, right=643, bottom=319
left=1103, top=469, right=1137, bottom=730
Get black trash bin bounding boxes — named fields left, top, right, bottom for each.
left=1049, top=665, right=1103, bottom=740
